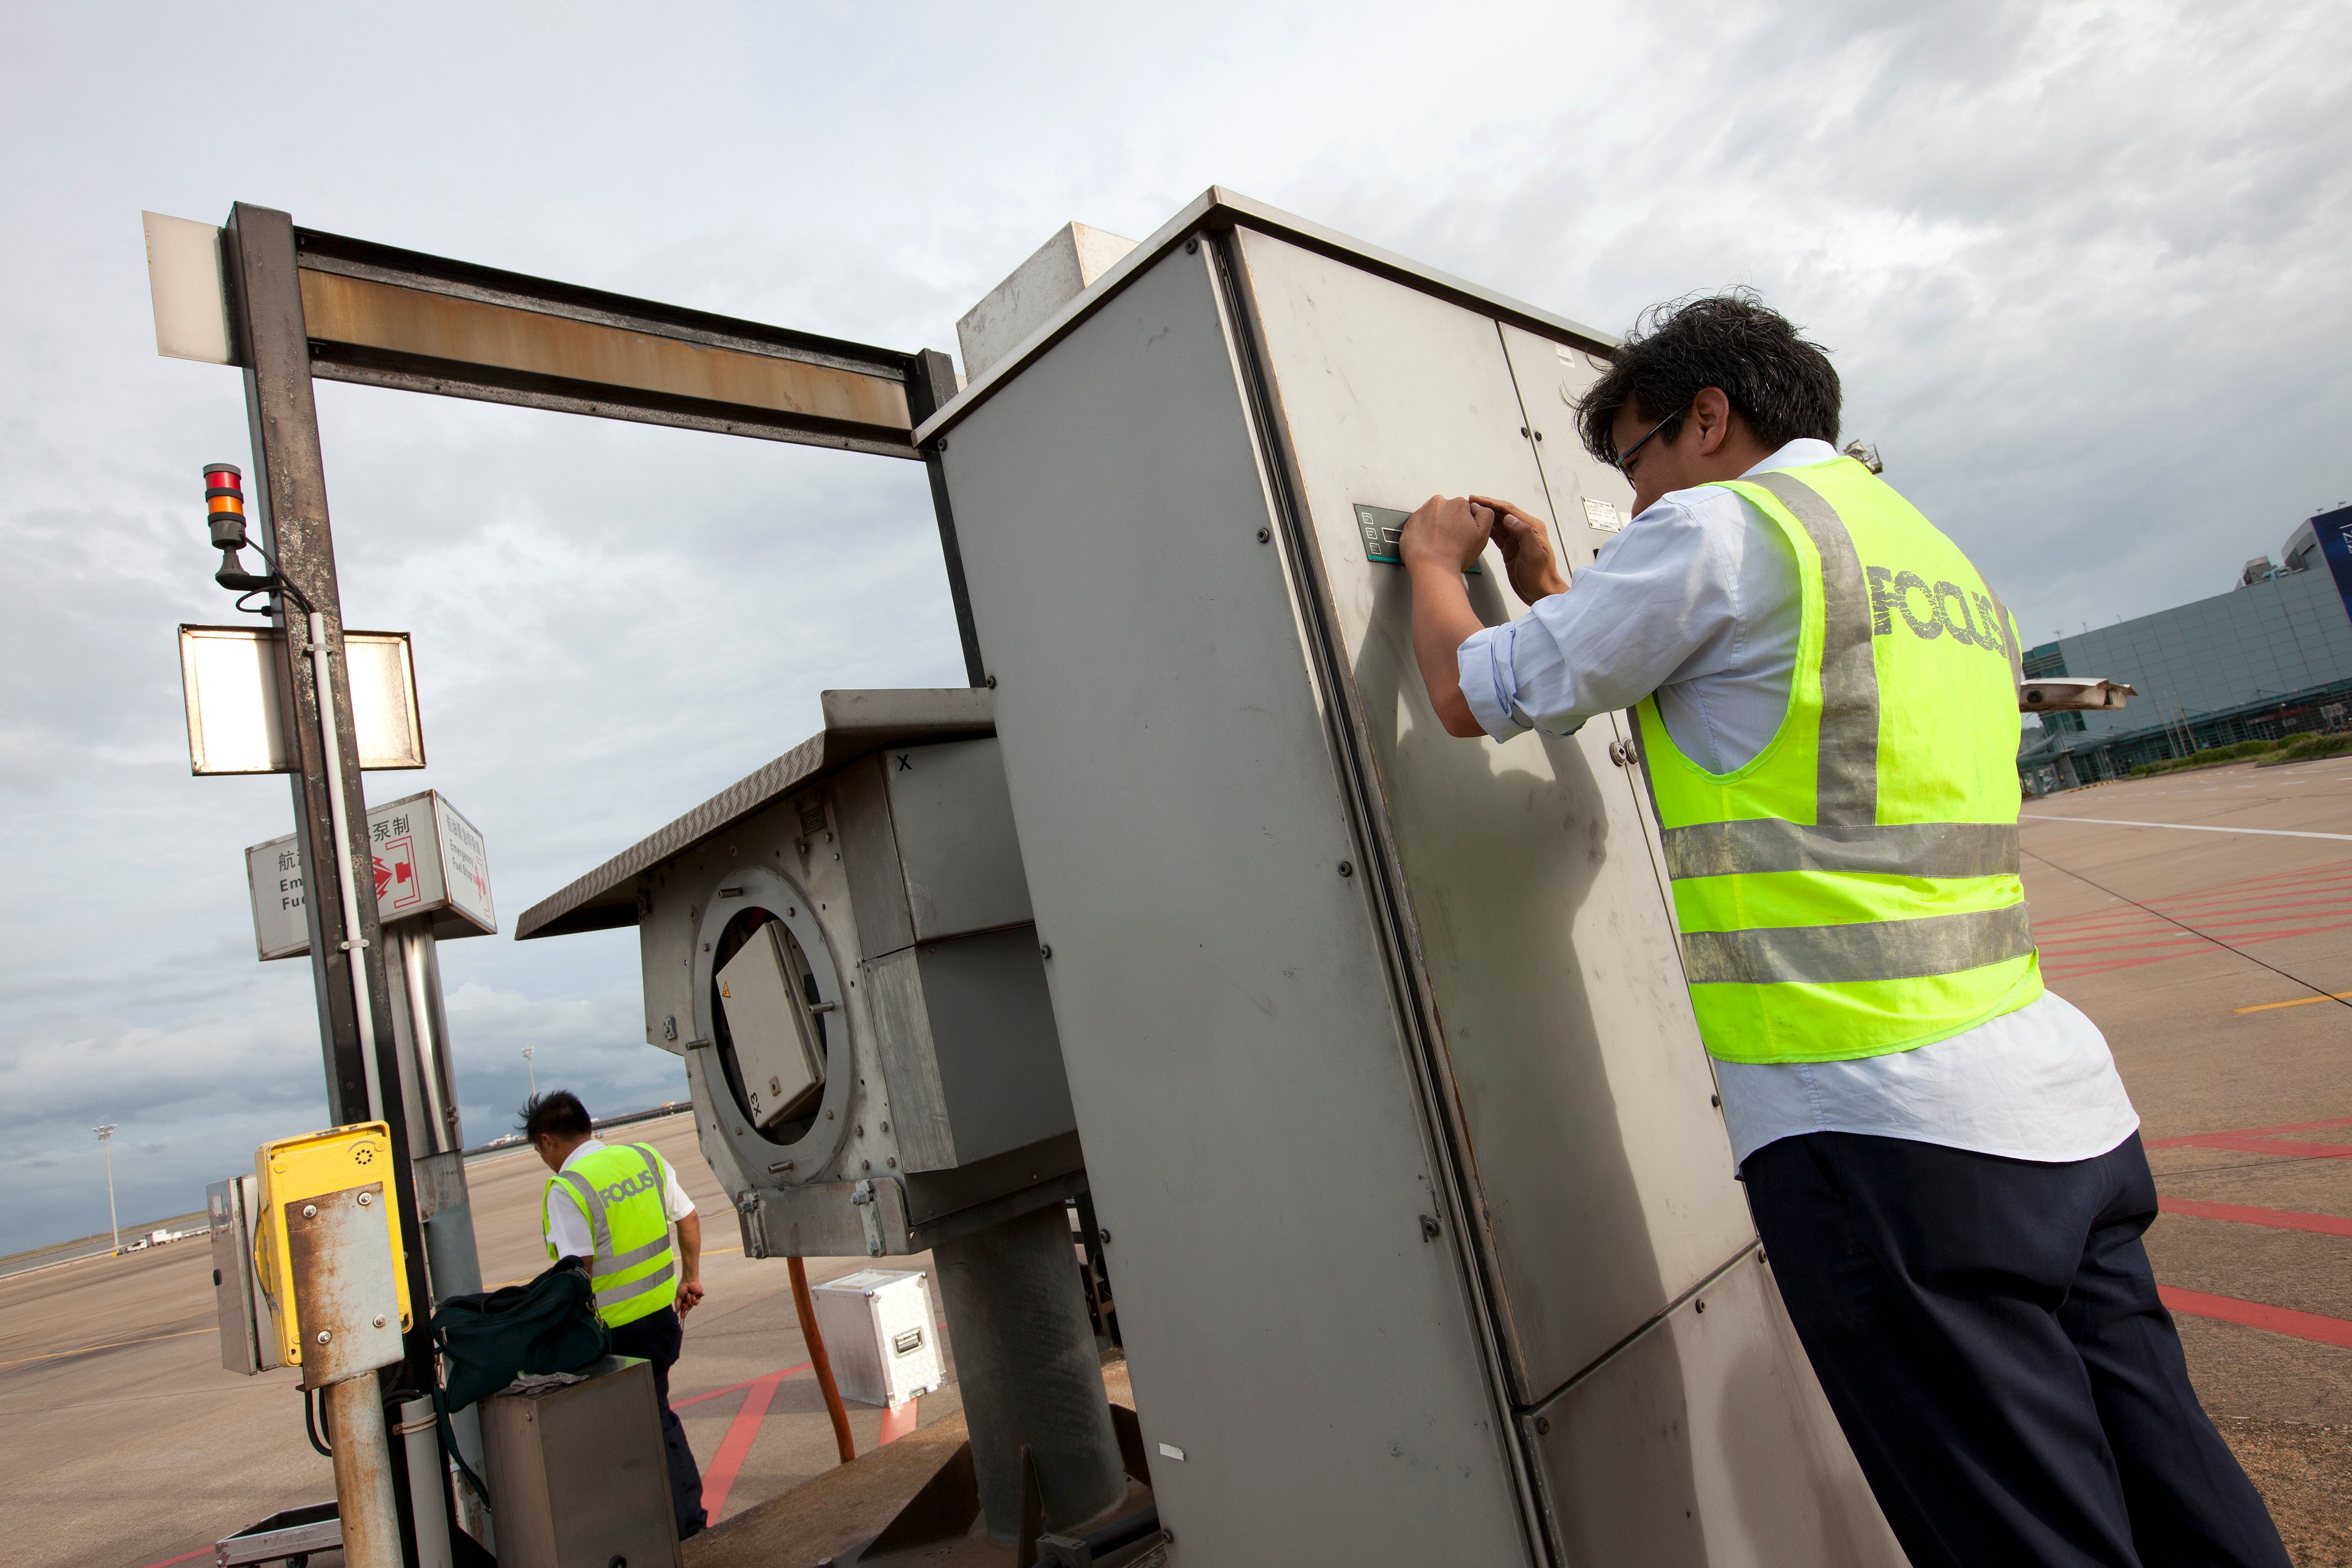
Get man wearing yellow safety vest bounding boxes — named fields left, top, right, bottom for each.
left=528, top=1090, right=709, bottom=1542
left=1401, top=295, right=2287, bottom=1568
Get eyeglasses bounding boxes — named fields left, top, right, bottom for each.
left=1615, top=400, right=1693, bottom=477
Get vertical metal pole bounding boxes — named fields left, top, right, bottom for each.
left=223, top=200, right=437, bottom=1566
left=326, top=1378, right=405, bottom=1568
left=930, top=1205, right=1125, bottom=1539
left=906, top=348, right=987, bottom=687
left=385, top=922, right=486, bottom=1549
left=309, top=610, right=385, bottom=1121
left=96, top=1126, right=119, bottom=1253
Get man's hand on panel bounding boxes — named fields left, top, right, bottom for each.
left=1399, top=494, right=1495, bottom=575
left=1469, top=495, right=1571, bottom=605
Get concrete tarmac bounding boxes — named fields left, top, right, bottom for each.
left=5, top=755, right=2348, bottom=1567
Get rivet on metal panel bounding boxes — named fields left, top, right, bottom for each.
left=1520, top=426, right=1530, bottom=437
left=1256, top=526, right=1270, bottom=543
left=1536, top=1417, right=1551, bottom=1436
left=887, top=1156, right=897, bottom=1168
left=985, top=674, right=998, bottom=689
left=1338, top=861, right=1354, bottom=878
left=1098, top=1229, right=1111, bottom=1245
left=373, top=1315, right=386, bottom=1328
left=862, top=1160, right=871, bottom=1172
left=1040, top=943, right=1053, bottom=959
left=302, top=1204, right=318, bottom=1219
left=1418, top=1215, right=1441, bottom=1242
left=1184, top=238, right=1199, bottom=255
left=879, top=1121, right=890, bottom=1132
left=1696, top=1299, right=1707, bottom=1314
left=316, top=1330, right=332, bottom=1345
left=1534, top=430, right=1545, bottom=442
left=357, top=1192, right=372, bottom=1206
left=1710, top=1094, right=1720, bottom=1108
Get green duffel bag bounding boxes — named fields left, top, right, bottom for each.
left=432, top=1255, right=610, bottom=1412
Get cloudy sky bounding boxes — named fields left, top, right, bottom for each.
left=3, top=1, right=2346, bottom=1254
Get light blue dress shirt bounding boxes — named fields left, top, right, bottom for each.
left=1456, top=440, right=2139, bottom=1169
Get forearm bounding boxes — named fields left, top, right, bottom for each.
left=1408, top=560, right=1490, bottom=738
left=676, top=1213, right=702, bottom=1283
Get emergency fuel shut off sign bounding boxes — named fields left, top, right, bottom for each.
left=245, top=790, right=496, bottom=961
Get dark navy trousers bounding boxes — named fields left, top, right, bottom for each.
left=1743, top=1131, right=2288, bottom=1568
left=607, top=1305, right=709, bottom=1540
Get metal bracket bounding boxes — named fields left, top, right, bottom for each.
left=851, top=1178, right=887, bottom=1257
left=735, top=1191, right=769, bottom=1260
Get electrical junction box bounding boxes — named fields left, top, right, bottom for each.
left=808, top=1269, right=944, bottom=1407
left=206, top=1173, right=282, bottom=1375
left=919, top=189, right=1905, bottom=1566
left=516, top=688, right=1083, bottom=1265
left=717, top=921, right=828, bottom=1128
left=252, top=1121, right=412, bottom=1378
left=245, top=789, right=495, bottom=961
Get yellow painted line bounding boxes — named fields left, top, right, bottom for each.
left=0, top=1325, right=211, bottom=1371
left=2233, top=991, right=2352, bottom=1014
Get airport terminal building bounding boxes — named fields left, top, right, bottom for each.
left=2020, top=504, right=2352, bottom=788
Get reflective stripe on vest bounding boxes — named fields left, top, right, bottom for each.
left=542, top=1142, right=680, bottom=1328
left=1635, top=457, right=2043, bottom=1064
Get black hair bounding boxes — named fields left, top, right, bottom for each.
left=520, top=1089, right=592, bottom=1142
left=1576, top=290, right=1840, bottom=465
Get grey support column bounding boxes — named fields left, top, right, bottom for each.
left=930, top=1204, right=1126, bottom=1539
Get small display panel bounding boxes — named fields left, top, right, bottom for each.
left=1355, top=504, right=1482, bottom=573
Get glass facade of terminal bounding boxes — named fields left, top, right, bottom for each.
left=2019, top=506, right=2352, bottom=786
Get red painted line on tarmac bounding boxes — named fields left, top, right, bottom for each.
left=2159, top=1196, right=2352, bottom=1237
left=674, top=1359, right=811, bottom=1409
left=134, top=1547, right=216, bottom=1568
left=2150, top=1132, right=2352, bottom=1159
left=2039, top=888, right=2352, bottom=927
left=700, top=1367, right=789, bottom=1520
left=2039, top=918, right=2352, bottom=958
left=2233, top=1116, right=2352, bottom=1137
left=2160, top=1286, right=2352, bottom=1350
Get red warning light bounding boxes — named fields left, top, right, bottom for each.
left=205, top=462, right=248, bottom=548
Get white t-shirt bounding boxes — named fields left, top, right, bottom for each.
left=542, top=1138, right=697, bottom=1261
left=1456, top=440, right=2140, bottom=1169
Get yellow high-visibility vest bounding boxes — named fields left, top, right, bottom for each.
left=1634, top=456, right=2042, bottom=1064
left=543, top=1142, right=680, bottom=1328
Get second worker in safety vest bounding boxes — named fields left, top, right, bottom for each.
left=1402, top=294, right=2287, bottom=1568
left=528, top=1089, right=710, bottom=1542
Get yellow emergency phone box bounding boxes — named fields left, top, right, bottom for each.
left=252, top=1121, right=412, bottom=1368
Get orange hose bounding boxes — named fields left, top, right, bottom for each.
left=789, top=1256, right=857, bottom=1464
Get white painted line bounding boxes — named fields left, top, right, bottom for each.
left=2020, top=815, right=2352, bottom=842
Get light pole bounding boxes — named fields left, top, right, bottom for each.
left=92, top=1125, right=119, bottom=1255
left=522, top=1047, right=536, bottom=1099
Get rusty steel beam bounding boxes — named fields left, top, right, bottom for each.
left=290, top=226, right=924, bottom=457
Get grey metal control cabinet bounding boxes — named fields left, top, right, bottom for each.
left=516, top=688, right=1083, bottom=1261
left=479, top=1355, right=679, bottom=1568
left=920, top=191, right=1903, bottom=1565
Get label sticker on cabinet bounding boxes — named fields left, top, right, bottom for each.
left=1355, top=504, right=1481, bottom=573
left=1581, top=497, right=1626, bottom=534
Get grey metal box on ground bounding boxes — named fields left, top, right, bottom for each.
left=808, top=1268, right=944, bottom=1407
left=477, top=1356, right=679, bottom=1568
